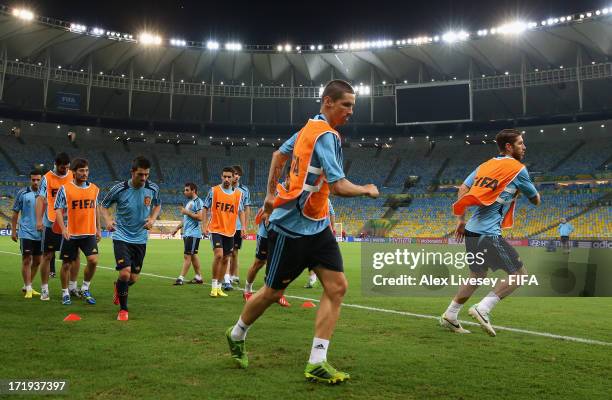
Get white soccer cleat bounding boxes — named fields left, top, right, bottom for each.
left=439, top=313, right=470, bottom=334
left=40, top=289, right=50, bottom=301
left=468, top=305, right=496, bottom=337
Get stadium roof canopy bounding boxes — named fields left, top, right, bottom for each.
left=2, top=7, right=611, bottom=84
left=0, top=6, right=611, bottom=128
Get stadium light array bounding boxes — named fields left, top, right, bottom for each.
left=139, top=32, right=162, bottom=46
left=355, top=84, right=371, bottom=95
left=496, top=21, right=528, bottom=35
left=170, top=38, right=187, bottom=47
left=10, top=5, right=612, bottom=54
left=70, top=23, right=87, bottom=33
left=442, top=31, right=469, bottom=43
left=12, top=8, right=34, bottom=21
left=225, top=42, right=242, bottom=51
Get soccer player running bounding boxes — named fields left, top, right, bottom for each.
left=242, top=207, right=290, bottom=307
left=12, top=170, right=43, bottom=298
left=440, top=129, right=541, bottom=336
left=54, top=159, right=101, bottom=305
left=225, top=80, right=379, bottom=384
left=36, top=153, right=80, bottom=301
left=100, top=156, right=161, bottom=321
left=558, top=218, right=574, bottom=254
left=203, top=167, right=246, bottom=297
left=173, top=183, right=205, bottom=285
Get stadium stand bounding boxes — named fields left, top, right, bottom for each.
left=0, top=119, right=610, bottom=238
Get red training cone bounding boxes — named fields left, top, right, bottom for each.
left=301, top=301, right=317, bottom=308
left=63, top=313, right=81, bottom=322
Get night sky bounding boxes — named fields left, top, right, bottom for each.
left=21, top=0, right=607, bottom=44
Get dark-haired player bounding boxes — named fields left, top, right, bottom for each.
left=100, top=156, right=161, bottom=321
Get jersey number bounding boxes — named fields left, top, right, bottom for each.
left=291, top=156, right=300, bottom=176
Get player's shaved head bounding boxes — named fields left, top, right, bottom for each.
left=322, top=80, right=355, bottom=101
left=29, top=170, right=42, bottom=190
left=55, top=152, right=70, bottom=167
left=131, top=156, right=151, bottom=172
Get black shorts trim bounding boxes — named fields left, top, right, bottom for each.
left=265, top=227, right=343, bottom=290
left=184, top=237, right=201, bottom=255
left=255, top=235, right=268, bottom=261
left=113, top=240, right=147, bottom=274
left=465, top=230, right=523, bottom=274
left=210, top=233, right=234, bottom=256
left=20, top=239, right=42, bottom=256
left=42, top=226, right=61, bottom=253
left=233, top=230, right=243, bottom=250
left=60, top=236, right=99, bottom=262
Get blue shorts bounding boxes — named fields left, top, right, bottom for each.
left=465, top=230, right=523, bottom=274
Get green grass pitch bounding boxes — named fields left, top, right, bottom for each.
left=1, top=237, right=610, bottom=399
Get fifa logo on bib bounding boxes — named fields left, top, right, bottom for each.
left=70, top=199, right=96, bottom=209
left=473, top=176, right=499, bottom=190
left=214, top=201, right=236, bottom=213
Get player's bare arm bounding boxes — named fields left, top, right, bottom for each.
left=144, top=204, right=161, bottom=230
left=239, top=210, right=246, bottom=238
left=263, top=150, right=290, bottom=215
left=329, top=178, right=379, bottom=198
left=35, top=195, right=45, bottom=231
left=99, top=207, right=116, bottom=231
left=55, top=208, right=70, bottom=241
left=95, top=207, right=102, bottom=242
left=11, top=210, right=19, bottom=242
left=455, top=183, right=470, bottom=241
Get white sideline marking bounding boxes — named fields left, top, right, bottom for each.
left=2, top=249, right=611, bottom=347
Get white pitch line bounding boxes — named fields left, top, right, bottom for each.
left=1, top=249, right=611, bottom=347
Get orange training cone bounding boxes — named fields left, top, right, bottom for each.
left=63, top=314, right=81, bottom=322
left=301, top=301, right=317, bottom=308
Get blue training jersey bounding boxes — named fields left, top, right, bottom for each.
left=463, top=155, right=538, bottom=236
left=12, top=186, right=41, bottom=240
left=182, top=196, right=204, bottom=238
left=558, top=223, right=573, bottom=237
left=269, top=114, right=345, bottom=237
left=101, top=180, right=161, bottom=244
left=235, top=183, right=251, bottom=230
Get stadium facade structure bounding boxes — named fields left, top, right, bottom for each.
left=0, top=5, right=611, bottom=137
